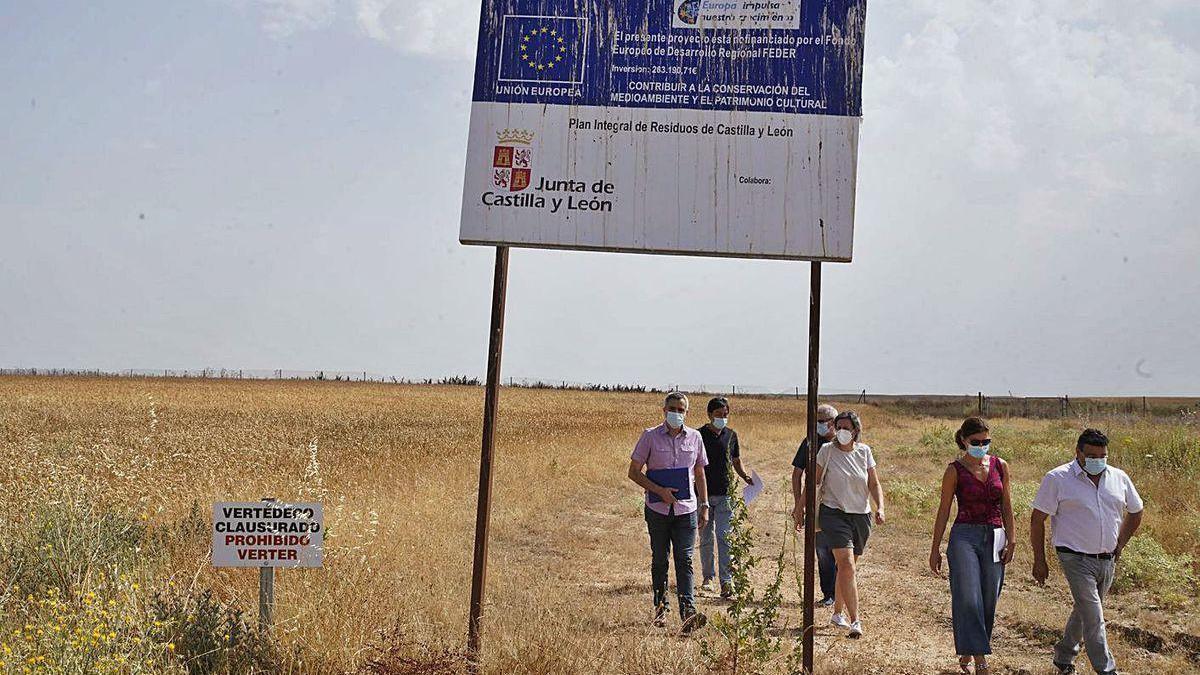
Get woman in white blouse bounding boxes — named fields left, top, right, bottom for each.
left=797, top=410, right=885, bottom=639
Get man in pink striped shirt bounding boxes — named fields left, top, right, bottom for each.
left=627, top=392, right=710, bottom=632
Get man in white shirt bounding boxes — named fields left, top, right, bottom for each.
left=1030, top=428, right=1144, bottom=675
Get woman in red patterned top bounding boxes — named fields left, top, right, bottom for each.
left=929, top=418, right=1016, bottom=674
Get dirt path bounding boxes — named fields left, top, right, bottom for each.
left=513, top=436, right=1199, bottom=674
left=457, top=393, right=1197, bottom=674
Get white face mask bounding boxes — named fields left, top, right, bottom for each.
left=711, top=417, right=728, bottom=430
left=835, top=429, right=854, bottom=445
left=665, top=411, right=686, bottom=429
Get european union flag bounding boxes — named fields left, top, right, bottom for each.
left=498, top=15, right=586, bottom=83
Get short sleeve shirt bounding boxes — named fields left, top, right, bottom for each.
left=632, top=423, right=709, bottom=516
left=792, top=434, right=835, bottom=472
left=698, top=425, right=739, bottom=497
left=816, top=442, right=877, bottom=514
left=1031, top=461, right=1144, bottom=554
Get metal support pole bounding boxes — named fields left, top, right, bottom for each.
left=801, top=261, right=822, bottom=673
left=259, top=496, right=277, bottom=630
left=467, top=246, right=510, bottom=667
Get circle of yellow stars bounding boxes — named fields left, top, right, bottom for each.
left=519, top=26, right=568, bottom=71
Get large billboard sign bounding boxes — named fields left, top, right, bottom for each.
left=460, top=0, right=867, bottom=261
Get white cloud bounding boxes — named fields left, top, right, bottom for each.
left=238, top=0, right=480, bottom=58
left=236, top=0, right=339, bottom=39
left=865, top=0, right=1200, bottom=240
left=354, top=0, right=479, bottom=59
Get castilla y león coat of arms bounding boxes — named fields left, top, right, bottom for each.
left=492, top=128, right=534, bottom=192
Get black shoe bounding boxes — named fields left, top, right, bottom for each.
left=720, top=582, right=734, bottom=598
left=681, top=610, right=708, bottom=634
left=653, top=604, right=668, bottom=627
left=1053, top=663, right=1075, bottom=674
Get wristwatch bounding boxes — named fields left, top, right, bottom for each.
left=699, top=502, right=710, bottom=508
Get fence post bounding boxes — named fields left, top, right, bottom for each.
left=977, top=392, right=983, bottom=415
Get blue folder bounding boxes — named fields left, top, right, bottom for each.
left=646, top=467, right=691, bottom=503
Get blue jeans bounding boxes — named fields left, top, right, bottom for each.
left=816, top=531, right=838, bottom=600
left=947, top=524, right=1005, bottom=655
left=699, top=495, right=733, bottom=585
left=645, top=506, right=697, bottom=618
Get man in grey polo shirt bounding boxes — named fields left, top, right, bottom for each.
left=1030, top=428, right=1144, bottom=675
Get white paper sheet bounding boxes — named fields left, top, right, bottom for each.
left=993, top=527, right=1007, bottom=563
left=743, top=471, right=764, bottom=505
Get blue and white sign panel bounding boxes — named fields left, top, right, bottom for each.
left=460, top=0, right=867, bottom=261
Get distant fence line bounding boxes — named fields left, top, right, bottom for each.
left=0, top=368, right=1193, bottom=420
left=0, top=367, right=413, bottom=383
left=0, top=368, right=847, bottom=395
left=836, top=392, right=1198, bottom=421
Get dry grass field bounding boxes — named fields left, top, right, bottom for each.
left=0, top=376, right=1197, bottom=674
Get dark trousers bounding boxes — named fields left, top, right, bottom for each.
left=645, top=506, right=697, bottom=618
left=816, top=531, right=838, bottom=600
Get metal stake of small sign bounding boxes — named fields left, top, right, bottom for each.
left=259, top=497, right=277, bottom=629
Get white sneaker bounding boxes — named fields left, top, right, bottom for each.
left=699, top=579, right=714, bottom=593
left=830, top=613, right=851, bottom=628
left=847, top=620, right=863, bottom=639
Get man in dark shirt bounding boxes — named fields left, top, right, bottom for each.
left=792, top=403, right=839, bottom=606
left=698, top=397, right=753, bottom=597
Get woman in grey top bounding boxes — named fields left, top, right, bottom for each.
left=796, top=410, right=885, bottom=639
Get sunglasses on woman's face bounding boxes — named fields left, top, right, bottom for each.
left=967, top=439, right=992, bottom=447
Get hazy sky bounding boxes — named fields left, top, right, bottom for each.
left=2, top=1, right=1198, bottom=396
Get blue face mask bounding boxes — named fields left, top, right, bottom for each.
left=816, top=422, right=829, bottom=437
left=1083, top=457, right=1108, bottom=475
left=967, top=442, right=990, bottom=459
left=666, top=411, right=686, bottom=429
left=711, top=417, right=727, bottom=430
